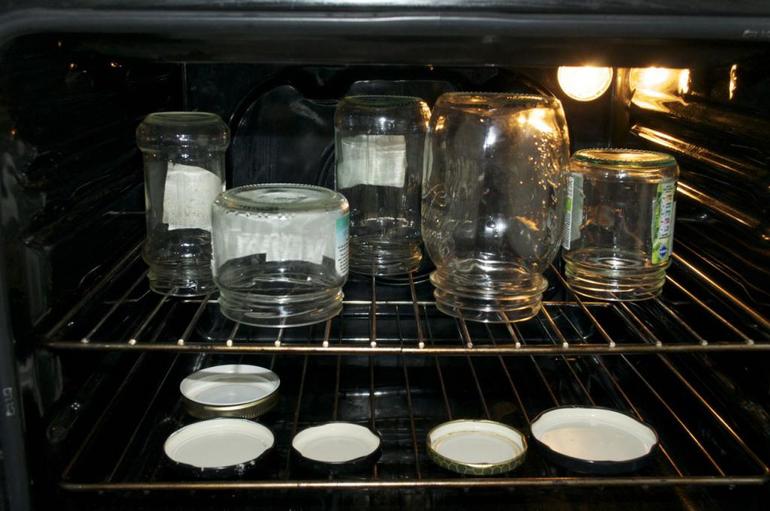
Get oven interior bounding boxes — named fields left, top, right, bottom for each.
left=1, top=30, right=769, bottom=511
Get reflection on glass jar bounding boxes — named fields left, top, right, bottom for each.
left=562, top=149, right=679, bottom=301
left=137, top=112, right=229, bottom=296
left=422, top=93, right=570, bottom=322
left=211, top=184, right=349, bottom=328
left=335, top=95, right=430, bottom=276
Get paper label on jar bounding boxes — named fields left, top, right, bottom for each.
left=225, top=210, right=340, bottom=267
left=337, top=134, right=407, bottom=189
left=162, top=162, right=222, bottom=231
left=335, top=212, right=349, bottom=276
left=651, top=180, right=676, bottom=264
left=562, top=173, right=584, bottom=250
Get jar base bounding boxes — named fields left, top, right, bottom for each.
left=430, top=269, right=547, bottom=323
left=148, top=264, right=216, bottom=297
left=564, top=256, right=667, bottom=301
left=218, top=288, right=344, bottom=328
left=350, top=240, right=422, bottom=277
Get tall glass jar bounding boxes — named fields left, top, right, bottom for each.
left=335, top=95, right=431, bottom=276
left=422, top=93, right=570, bottom=322
left=211, top=184, right=349, bottom=328
left=562, top=149, right=679, bottom=301
left=137, top=112, right=229, bottom=296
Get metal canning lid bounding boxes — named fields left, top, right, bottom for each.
left=180, top=364, right=280, bottom=420
left=426, top=419, right=527, bottom=476
left=530, top=406, right=659, bottom=474
left=164, top=419, right=274, bottom=472
left=291, top=422, right=382, bottom=474
left=572, top=148, right=677, bottom=169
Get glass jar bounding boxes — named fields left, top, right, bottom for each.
left=211, top=184, right=349, bottom=328
left=562, top=149, right=679, bottom=301
left=137, top=112, right=229, bottom=296
left=335, top=95, right=431, bottom=276
left=422, top=93, right=570, bottom=323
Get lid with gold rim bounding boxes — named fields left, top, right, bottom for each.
left=180, top=364, right=280, bottom=419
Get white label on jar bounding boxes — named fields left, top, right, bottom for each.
left=337, top=134, right=407, bottom=189
left=335, top=212, right=349, bottom=276
left=651, top=180, right=676, bottom=264
left=225, top=210, right=340, bottom=267
left=162, top=162, right=222, bottom=231
left=562, top=173, right=583, bottom=250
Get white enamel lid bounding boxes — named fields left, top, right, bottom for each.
left=531, top=407, right=658, bottom=462
left=292, top=422, right=380, bottom=463
left=164, top=418, right=274, bottom=469
left=180, top=364, right=280, bottom=407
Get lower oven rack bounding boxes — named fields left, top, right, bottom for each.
left=57, top=346, right=769, bottom=491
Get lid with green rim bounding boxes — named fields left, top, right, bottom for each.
left=572, top=148, right=677, bottom=169
left=215, top=183, right=348, bottom=213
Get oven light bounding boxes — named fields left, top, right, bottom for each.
left=557, top=66, right=614, bottom=101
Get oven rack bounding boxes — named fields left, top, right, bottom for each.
left=41, top=242, right=769, bottom=355
left=58, top=346, right=769, bottom=491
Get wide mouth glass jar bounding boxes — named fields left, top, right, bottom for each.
left=335, top=95, right=430, bottom=276
left=211, top=184, right=349, bottom=328
left=562, top=148, right=679, bottom=301
left=422, top=93, right=570, bottom=323
left=137, top=111, right=229, bottom=297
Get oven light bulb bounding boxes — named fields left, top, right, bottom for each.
left=557, top=66, right=614, bottom=101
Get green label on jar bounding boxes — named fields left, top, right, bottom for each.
left=562, top=173, right=583, bottom=250
left=335, top=212, right=350, bottom=276
left=651, top=180, right=676, bottom=264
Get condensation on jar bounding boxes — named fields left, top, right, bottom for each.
left=211, top=183, right=349, bottom=328
left=562, top=149, right=679, bottom=301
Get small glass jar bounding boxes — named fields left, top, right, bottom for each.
left=335, top=95, right=431, bottom=276
left=422, top=93, right=570, bottom=323
left=211, top=184, right=349, bottom=328
left=562, top=149, right=679, bottom=301
left=137, top=112, right=229, bottom=296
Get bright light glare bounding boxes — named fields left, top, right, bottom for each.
left=557, top=66, right=613, bottom=101
left=630, top=67, right=690, bottom=95
left=633, top=67, right=672, bottom=89
left=678, top=69, right=690, bottom=95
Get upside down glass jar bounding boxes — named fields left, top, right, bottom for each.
left=422, top=93, right=570, bottom=323
left=211, top=184, right=349, bottom=328
left=137, top=112, right=229, bottom=296
left=335, top=95, right=431, bottom=276
left=562, top=149, right=679, bottom=301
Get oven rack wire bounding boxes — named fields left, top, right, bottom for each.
left=57, top=333, right=769, bottom=491
left=41, top=241, right=769, bottom=355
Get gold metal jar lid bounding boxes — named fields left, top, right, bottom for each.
left=180, top=364, right=280, bottom=420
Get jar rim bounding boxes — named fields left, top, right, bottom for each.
left=141, top=111, right=226, bottom=127
left=436, top=92, right=562, bottom=112
left=339, top=95, right=427, bottom=109
left=572, top=148, right=677, bottom=169
left=215, top=183, right=348, bottom=213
